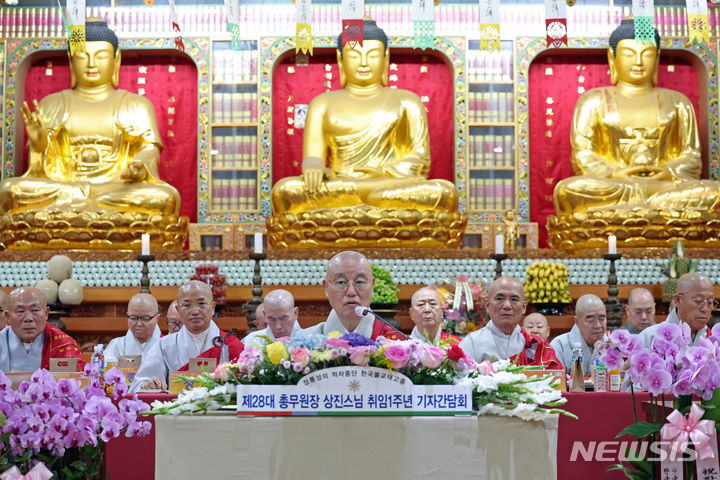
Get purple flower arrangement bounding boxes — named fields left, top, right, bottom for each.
left=599, top=323, right=720, bottom=398
left=0, top=364, right=151, bottom=478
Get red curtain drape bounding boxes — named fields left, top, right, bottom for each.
left=21, top=51, right=198, bottom=222
left=528, top=50, right=702, bottom=247
left=271, top=48, right=455, bottom=184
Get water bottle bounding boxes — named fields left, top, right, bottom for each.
left=592, top=342, right=607, bottom=392
left=91, top=344, right=105, bottom=373
left=571, top=342, right=583, bottom=371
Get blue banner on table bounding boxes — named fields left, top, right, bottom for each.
left=237, top=366, right=472, bottom=416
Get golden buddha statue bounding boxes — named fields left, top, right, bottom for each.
left=268, top=20, right=466, bottom=249
left=0, top=19, right=187, bottom=250
left=547, top=18, right=720, bottom=250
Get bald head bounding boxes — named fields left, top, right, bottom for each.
left=254, top=303, right=267, bottom=329
left=522, top=312, right=550, bottom=340
left=486, top=276, right=527, bottom=335
left=127, top=293, right=159, bottom=343
left=128, top=293, right=159, bottom=313
left=166, top=300, right=182, bottom=334
left=6, top=287, right=49, bottom=343
left=264, top=289, right=295, bottom=310
left=410, top=287, right=444, bottom=340
left=574, top=294, right=606, bottom=346
left=674, top=272, right=714, bottom=333
left=488, top=276, right=524, bottom=299
left=625, top=287, right=655, bottom=332
left=411, top=287, right=441, bottom=307
left=0, top=290, right=7, bottom=328
left=176, top=280, right=215, bottom=334
left=323, top=250, right=375, bottom=329
left=178, top=280, right=213, bottom=300
left=263, top=289, right=298, bottom=338
left=326, top=251, right=372, bottom=274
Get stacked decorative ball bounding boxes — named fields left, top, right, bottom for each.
left=35, top=255, right=84, bottom=305
left=524, top=261, right=571, bottom=304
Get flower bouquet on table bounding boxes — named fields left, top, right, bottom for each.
left=598, top=325, right=720, bottom=479
left=0, top=365, right=151, bottom=480
left=148, top=332, right=577, bottom=421
left=148, top=332, right=478, bottom=415
left=458, top=359, right=577, bottom=422
left=436, top=276, right=488, bottom=337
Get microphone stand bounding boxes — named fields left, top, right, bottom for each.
left=360, top=307, right=409, bottom=340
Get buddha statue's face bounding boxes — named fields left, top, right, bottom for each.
left=610, top=38, right=659, bottom=87
left=69, top=41, right=117, bottom=88
left=339, top=40, right=388, bottom=87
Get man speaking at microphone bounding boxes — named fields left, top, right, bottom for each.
left=300, top=251, right=404, bottom=340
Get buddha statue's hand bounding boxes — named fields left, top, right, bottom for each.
left=301, top=156, right=329, bottom=194
left=612, top=165, right=673, bottom=182
left=121, top=159, right=149, bottom=182
left=21, top=99, right=48, bottom=154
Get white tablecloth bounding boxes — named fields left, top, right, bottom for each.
left=155, top=413, right=557, bottom=479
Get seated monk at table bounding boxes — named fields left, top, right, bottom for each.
left=459, top=277, right=562, bottom=369
left=550, top=18, right=720, bottom=248
left=130, top=281, right=243, bottom=392
left=0, top=19, right=184, bottom=250
left=300, top=251, right=404, bottom=340
left=0, top=287, right=86, bottom=372
left=269, top=20, right=464, bottom=248
left=408, top=287, right=461, bottom=344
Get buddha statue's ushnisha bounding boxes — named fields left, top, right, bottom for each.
left=547, top=18, right=720, bottom=250
left=0, top=19, right=187, bottom=250
left=268, top=19, right=466, bottom=249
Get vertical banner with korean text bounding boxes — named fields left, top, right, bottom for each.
left=544, top=0, right=567, bottom=47
left=412, top=0, right=435, bottom=50
left=632, top=0, right=656, bottom=45
left=169, top=0, right=184, bottom=52
left=225, top=0, right=241, bottom=51
left=479, top=0, right=500, bottom=53
left=686, top=0, right=710, bottom=45
left=341, top=0, right=364, bottom=49
left=296, top=0, right=313, bottom=55
left=66, top=0, right=86, bottom=56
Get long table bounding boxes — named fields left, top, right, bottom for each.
left=104, top=391, right=652, bottom=479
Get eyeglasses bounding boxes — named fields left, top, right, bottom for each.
left=326, top=277, right=371, bottom=292
left=677, top=293, right=719, bottom=310
left=167, top=321, right=182, bottom=329
left=128, top=313, right=159, bottom=323
left=179, top=301, right=211, bottom=311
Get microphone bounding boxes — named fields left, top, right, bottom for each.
left=355, top=306, right=409, bottom=340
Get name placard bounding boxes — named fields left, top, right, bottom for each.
left=237, top=366, right=472, bottom=416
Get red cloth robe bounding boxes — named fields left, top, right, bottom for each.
left=510, top=329, right=563, bottom=370
left=370, top=319, right=406, bottom=341
left=176, top=331, right=244, bottom=371
left=440, top=331, right=462, bottom=344
left=40, top=323, right=86, bottom=371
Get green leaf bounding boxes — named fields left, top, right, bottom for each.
left=606, top=464, right=653, bottom=480
left=700, top=388, right=720, bottom=431
left=615, top=421, right=663, bottom=439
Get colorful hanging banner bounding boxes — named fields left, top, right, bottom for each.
left=341, top=0, right=364, bottom=49
left=686, top=0, right=710, bottom=45
left=296, top=0, right=313, bottom=55
left=169, top=0, right=184, bottom=52
left=412, top=0, right=435, bottom=50
left=66, top=0, right=86, bottom=56
left=544, top=0, right=567, bottom=47
left=479, top=0, right=500, bottom=53
left=224, top=0, right=241, bottom=51
left=632, top=0, right=656, bottom=45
